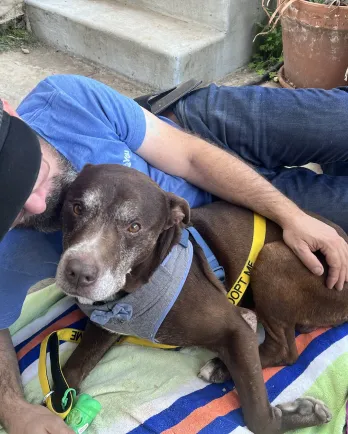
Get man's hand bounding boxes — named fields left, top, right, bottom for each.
left=0, top=331, right=74, bottom=434
left=6, top=400, right=74, bottom=434
left=282, top=212, right=348, bottom=291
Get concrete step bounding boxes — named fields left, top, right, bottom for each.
left=119, top=0, right=232, bottom=31
left=26, top=0, right=228, bottom=89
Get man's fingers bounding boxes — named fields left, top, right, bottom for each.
left=282, top=214, right=348, bottom=291
left=338, top=242, right=347, bottom=289
left=48, top=421, right=74, bottom=434
left=344, top=241, right=348, bottom=282
left=45, top=413, right=75, bottom=434
left=326, top=266, right=341, bottom=290
left=329, top=247, right=344, bottom=291
left=322, top=242, right=343, bottom=290
left=334, top=240, right=348, bottom=290
left=334, top=261, right=345, bottom=291
left=292, top=242, right=324, bottom=277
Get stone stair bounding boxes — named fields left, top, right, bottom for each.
left=25, top=0, right=263, bottom=88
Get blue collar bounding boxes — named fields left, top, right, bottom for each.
left=179, top=227, right=225, bottom=283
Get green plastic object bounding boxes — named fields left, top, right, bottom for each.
left=65, top=394, right=102, bottom=434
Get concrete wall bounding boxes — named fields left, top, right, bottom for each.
left=221, top=0, right=264, bottom=78
left=122, top=0, right=232, bottom=31
left=0, top=0, right=24, bottom=24
left=122, top=0, right=264, bottom=33
left=26, top=0, right=265, bottom=87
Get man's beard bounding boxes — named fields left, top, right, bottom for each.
left=18, top=153, right=77, bottom=233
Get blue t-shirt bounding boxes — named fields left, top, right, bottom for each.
left=0, top=75, right=212, bottom=328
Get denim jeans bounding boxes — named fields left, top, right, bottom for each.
left=173, top=84, right=348, bottom=231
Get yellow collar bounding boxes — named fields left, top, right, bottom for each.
left=226, top=213, right=266, bottom=305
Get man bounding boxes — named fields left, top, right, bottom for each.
left=0, top=100, right=75, bottom=434
left=0, top=99, right=42, bottom=241
left=1, top=74, right=348, bottom=433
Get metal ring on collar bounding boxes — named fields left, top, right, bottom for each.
left=42, top=390, right=55, bottom=405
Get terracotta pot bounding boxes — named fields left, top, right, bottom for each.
left=280, top=0, right=348, bottom=89
left=278, top=65, right=295, bottom=88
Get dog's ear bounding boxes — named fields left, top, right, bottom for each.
left=82, top=163, right=94, bottom=171
left=165, top=192, right=190, bottom=229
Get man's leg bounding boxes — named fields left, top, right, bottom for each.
left=173, top=84, right=348, bottom=169
left=259, top=166, right=348, bottom=232
left=322, top=161, right=348, bottom=176
left=172, top=84, right=348, bottom=229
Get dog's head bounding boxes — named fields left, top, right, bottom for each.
left=56, top=164, right=190, bottom=304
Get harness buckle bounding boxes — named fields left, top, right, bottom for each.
left=212, top=266, right=225, bottom=283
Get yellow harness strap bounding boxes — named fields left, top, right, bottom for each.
left=118, top=335, right=178, bottom=349
left=227, top=213, right=266, bottom=305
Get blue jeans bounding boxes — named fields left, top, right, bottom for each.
left=173, top=84, right=348, bottom=231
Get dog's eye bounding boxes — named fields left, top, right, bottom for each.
left=128, top=223, right=141, bottom=233
left=73, top=203, right=82, bottom=216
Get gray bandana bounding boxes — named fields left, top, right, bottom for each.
left=78, top=240, right=193, bottom=342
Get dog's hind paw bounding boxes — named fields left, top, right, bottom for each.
left=276, top=396, right=332, bottom=429
left=198, top=357, right=231, bottom=383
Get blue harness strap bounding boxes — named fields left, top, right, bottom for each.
left=180, top=227, right=225, bottom=283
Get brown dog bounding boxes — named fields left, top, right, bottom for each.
left=56, top=164, right=344, bottom=434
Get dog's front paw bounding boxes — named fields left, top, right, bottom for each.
left=198, top=357, right=231, bottom=383
left=276, top=396, right=332, bottom=430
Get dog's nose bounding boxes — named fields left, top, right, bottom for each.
left=65, top=258, right=99, bottom=287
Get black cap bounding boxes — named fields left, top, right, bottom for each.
left=0, top=100, right=41, bottom=241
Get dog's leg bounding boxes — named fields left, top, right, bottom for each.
left=160, top=285, right=330, bottom=432
left=63, top=320, right=120, bottom=391
left=197, top=313, right=279, bottom=433
left=259, top=322, right=298, bottom=369
left=296, top=325, right=318, bottom=334
left=199, top=357, right=230, bottom=383
left=200, top=323, right=298, bottom=382
left=209, top=313, right=330, bottom=433
left=199, top=308, right=257, bottom=383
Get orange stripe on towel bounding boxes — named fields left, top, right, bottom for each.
left=262, top=327, right=329, bottom=381
left=17, top=309, right=86, bottom=361
left=162, top=327, right=329, bottom=434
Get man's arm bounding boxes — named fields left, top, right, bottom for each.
left=0, top=329, right=24, bottom=428
left=0, top=329, right=73, bottom=434
left=137, top=109, right=348, bottom=290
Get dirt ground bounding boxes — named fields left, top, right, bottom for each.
left=0, top=43, right=155, bottom=107
left=0, top=40, right=269, bottom=107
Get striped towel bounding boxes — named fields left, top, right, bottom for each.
left=3, top=284, right=348, bottom=434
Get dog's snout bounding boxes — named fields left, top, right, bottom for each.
left=65, top=258, right=99, bottom=287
